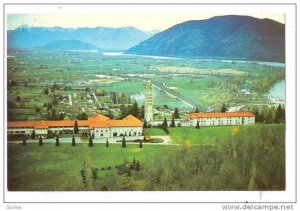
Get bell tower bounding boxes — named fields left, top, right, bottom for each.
left=144, top=80, right=154, bottom=123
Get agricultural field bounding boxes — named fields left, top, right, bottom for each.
left=7, top=49, right=285, bottom=121
left=8, top=124, right=285, bottom=191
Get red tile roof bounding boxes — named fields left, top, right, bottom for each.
left=7, top=114, right=143, bottom=129
left=186, top=112, right=255, bottom=119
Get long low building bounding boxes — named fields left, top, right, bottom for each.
left=182, top=112, right=255, bottom=127
left=7, top=114, right=143, bottom=139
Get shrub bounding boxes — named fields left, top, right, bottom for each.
left=22, top=138, right=26, bottom=146
left=55, top=136, right=60, bottom=146
left=139, top=141, right=143, bottom=148
left=72, top=135, right=76, bottom=146
left=39, top=136, right=43, bottom=146
left=89, top=136, right=94, bottom=147
left=122, top=136, right=126, bottom=148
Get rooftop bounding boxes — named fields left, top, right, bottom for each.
left=186, top=112, right=255, bottom=119
left=8, top=114, right=143, bottom=129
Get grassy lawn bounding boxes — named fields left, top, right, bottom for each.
left=144, top=128, right=168, bottom=136
left=146, top=124, right=284, bottom=145
left=7, top=142, right=177, bottom=191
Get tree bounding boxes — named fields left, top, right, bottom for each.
left=221, top=103, right=227, bottom=113
left=195, top=107, right=199, bottom=113
left=170, top=117, right=176, bottom=127
left=275, top=104, right=284, bottom=123
left=112, top=92, right=117, bottom=104
left=31, top=130, right=36, bottom=139
left=196, top=121, right=200, bottom=129
left=39, top=136, right=43, bottom=146
left=163, top=117, right=168, bottom=128
left=122, top=136, right=126, bottom=148
left=22, top=137, right=26, bottom=146
left=16, top=96, right=21, bottom=101
left=174, top=107, right=180, bottom=119
left=139, top=141, right=143, bottom=148
left=72, top=135, right=76, bottom=146
left=106, top=139, right=109, bottom=147
left=143, top=121, right=148, bottom=128
left=74, top=120, right=79, bottom=134
left=162, top=117, right=169, bottom=134
left=55, top=136, right=60, bottom=146
left=44, top=88, right=49, bottom=95
left=136, top=160, right=140, bottom=171
left=77, top=112, right=88, bottom=120
left=140, top=105, right=145, bottom=119
left=130, top=100, right=139, bottom=118
left=89, top=136, right=94, bottom=147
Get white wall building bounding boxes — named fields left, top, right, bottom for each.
left=184, top=112, right=255, bottom=127
left=7, top=114, right=143, bottom=139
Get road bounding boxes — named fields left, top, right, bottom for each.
left=92, top=92, right=102, bottom=109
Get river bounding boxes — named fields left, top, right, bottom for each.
left=268, top=80, right=285, bottom=104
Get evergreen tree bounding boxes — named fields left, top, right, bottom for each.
left=136, top=160, right=140, bottom=171
left=139, top=141, right=143, bottom=148
left=140, top=105, right=145, bottom=119
left=127, top=169, right=131, bottom=177
left=74, top=120, right=79, bottom=134
left=162, top=117, right=169, bottom=134
left=106, top=139, right=109, bottom=147
left=221, top=103, right=227, bottom=113
left=122, top=136, right=126, bottom=148
left=31, top=130, right=36, bottom=139
left=195, top=107, right=199, bottom=113
left=72, top=135, right=76, bottom=146
left=196, top=121, right=200, bottom=129
left=163, top=117, right=168, bottom=128
left=44, top=88, right=49, bottom=95
left=174, top=107, right=180, bottom=119
left=22, top=137, right=26, bottom=146
left=170, top=117, right=176, bottom=127
left=39, top=136, right=43, bottom=146
left=143, top=121, right=148, bottom=128
left=89, top=136, right=94, bottom=147
left=275, top=104, right=284, bottom=123
left=112, top=92, right=117, bottom=104
left=133, top=157, right=136, bottom=164
left=119, top=104, right=128, bottom=119
left=55, top=136, right=60, bottom=146
left=130, top=100, right=140, bottom=118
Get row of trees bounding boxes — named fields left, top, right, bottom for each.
left=23, top=135, right=143, bottom=149
left=251, top=104, right=285, bottom=124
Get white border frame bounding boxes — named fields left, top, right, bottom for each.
left=1, top=2, right=297, bottom=204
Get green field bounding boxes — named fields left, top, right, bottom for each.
left=146, top=124, right=284, bottom=145
left=8, top=142, right=175, bottom=191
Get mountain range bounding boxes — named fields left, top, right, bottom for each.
left=126, top=15, right=285, bottom=62
left=39, top=39, right=98, bottom=51
left=7, top=26, right=154, bottom=51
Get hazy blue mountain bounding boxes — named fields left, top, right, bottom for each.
left=126, top=15, right=285, bottom=62
left=8, top=26, right=151, bottom=50
left=39, top=39, right=98, bottom=50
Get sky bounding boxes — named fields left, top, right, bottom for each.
left=7, top=12, right=285, bottom=31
